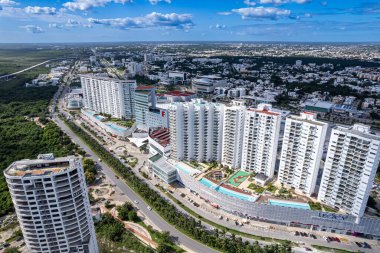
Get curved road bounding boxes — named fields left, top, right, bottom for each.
left=53, top=115, right=219, bottom=253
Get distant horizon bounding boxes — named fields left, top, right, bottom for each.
left=0, top=1, right=379, bottom=43
left=1, top=41, right=380, bottom=45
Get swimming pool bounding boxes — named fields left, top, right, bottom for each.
left=199, top=178, right=257, bottom=202
left=95, top=115, right=106, bottom=121
left=175, top=164, right=195, bottom=175
left=268, top=199, right=310, bottom=210
left=104, top=122, right=127, bottom=134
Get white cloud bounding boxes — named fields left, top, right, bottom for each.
left=88, top=12, right=193, bottom=31
left=243, top=0, right=256, bottom=6
left=149, top=0, right=171, bottom=5
left=63, top=0, right=131, bottom=11
left=66, top=18, right=81, bottom=27
left=257, top=0, right=310, bottom=4
left=24, top=6, right=57, bottom=15
left=209, top=24, right=227, bottom=30
left=304, top=12, right=312, bottom=17
left=0, top=0, right=17, bottom=6
left=217, top=11, right=232, bottom=16
left=49, top=23, right=64, bottom=29
left=20, top=25, right=45, bottom=33
left=232, top=7, right=291, bottom=19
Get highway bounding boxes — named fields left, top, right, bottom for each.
left=0, top=60, right=52, bottom=80
left=53, top=116, right=219, bottom=253
left=51, top=74, right=218, bottom=253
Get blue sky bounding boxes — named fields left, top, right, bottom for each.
left=0, top=0, right=379, bottom=43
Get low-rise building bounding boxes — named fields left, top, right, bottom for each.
left=148, top=128, right=171, bottom=157
left=149, top=154, right=177, bottom=184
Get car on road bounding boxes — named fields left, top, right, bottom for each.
left=355, top=242, right=362, bottom=247
left=147, top=206, right=152, bottom=211
left=134, top=200, right=139, bottom=204
left=362, top=242, right=371, bottom=249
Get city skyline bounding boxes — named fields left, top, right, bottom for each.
left=0, top=0, right=380, bottom=43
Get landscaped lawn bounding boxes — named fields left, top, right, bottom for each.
left=248, top=183, right=265, bottom=194
left=266, top=183, right=277, bottom=193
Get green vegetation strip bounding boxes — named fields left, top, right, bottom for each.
left=62, top=117, right=292, bottom=253
left=311, top=245, right=356, bottom=253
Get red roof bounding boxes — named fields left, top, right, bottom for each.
left=166, top=90, right=195, bottom=97
left=149, top=128, right=170, bottom=147
left=136, top=86, right=155, bottom=90
left=249, top=109, right=280, bottom=116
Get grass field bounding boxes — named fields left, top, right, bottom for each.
left=0, top=45, right=81, bottom=75
left=227, top=170, right=250, bottom=187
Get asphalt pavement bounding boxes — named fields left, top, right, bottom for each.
left=53, top=116, right=219, bottom=253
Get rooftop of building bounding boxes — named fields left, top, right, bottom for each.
left=304, top=100, right=334, bottom=109
left=165, top=90, right=196, bottom=97
left=5, top=154, right=75, bottom=178
left=336, top=124, right=380, bottom=141
left=80, top=74, right=136, bottom=83
left=136, top=85, right=155, bottom=90
left=149, top=128, right=170, bottom=147
left=248, top=108, right=281, bottom=116
left=149, top=154, right=176, bottom=174
left=288, top=112, right=327, bottom=126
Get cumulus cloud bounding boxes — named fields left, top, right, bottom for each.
left=63, top=0, right=131, bottom=11
left=24, top=6, right=57, bottom=15
left=66, top=18, right=80, bottom=27
left=243, top=0, right=256, bottom=6
left=49, top=19, right=83, bottom=29
left=149, top=0, right=171, bottom=5
left=20, top=24, right=45, bottom=33
left=88, top=12, right=193, bottom=31
left=49, top=23, right=64, bottom=29
left=304, top=12, right=312, bottom=18
left=217, top=11, right=232, bottom=16
left=257, top=0, right=310, bottom=4
left=0, top=0, right=17, bottom=6
left=209, top=24, right=226, bottom=30
left=232, top=7, right=291, bottom=19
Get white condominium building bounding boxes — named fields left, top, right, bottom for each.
left=278, top=112, right=328, bottom=196
left=4, top=154, right=98, bottom=253
left=241, top=104, right=281, bottom=178
left=318, top=124, right=380, bottom=218
left=221, top=101, right=246, bottom=169
left=169, top=99, right=224, bottom=162
left=81, top=74, right=136, bottom=119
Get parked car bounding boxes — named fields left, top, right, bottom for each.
left=362, top=242, right=371, bottom=249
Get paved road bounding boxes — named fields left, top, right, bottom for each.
left=0, top=60, right=52, bottom=80
left=53, top=115, right=219, bottom=253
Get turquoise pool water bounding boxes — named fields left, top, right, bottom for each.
left=199, top=178, right=257, bottom=202
left=175, top=164, right=193, bottom=175
left=95, top=115, right=105, bottom=121
left=104, top=122, right=127, bottom=134
left=268, top=199, right=310, bottom=210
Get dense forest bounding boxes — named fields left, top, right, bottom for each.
left=0, top=70, right=77, bottom=216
